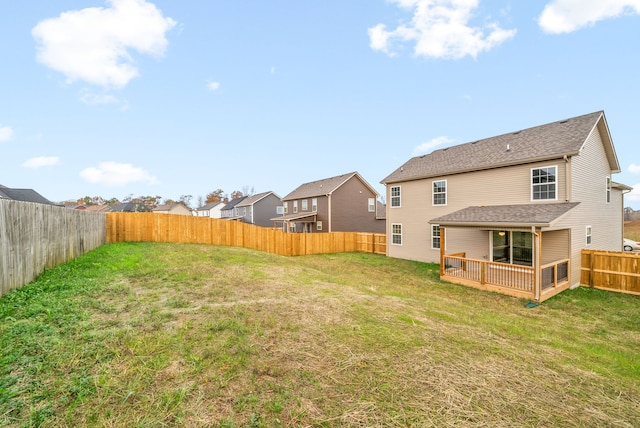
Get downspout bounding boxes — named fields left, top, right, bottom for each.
left=532, top=226, right=541, bottom=302
left=327, top=193, right=332, bottom=232
left=564, top=155, right=571, bottom=202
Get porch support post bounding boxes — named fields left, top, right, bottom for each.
left=533, top=226, right=541, bottom=301
left=440, top=227, right=446, bottom=277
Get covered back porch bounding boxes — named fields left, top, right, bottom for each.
left=432, top=203, right=579, bottom=302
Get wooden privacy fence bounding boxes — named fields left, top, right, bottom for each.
left=581, top=250, right=640, bottom=296
left=106, top=212, right=386, bottom=257
left=0, top=199, right=106, bottom=296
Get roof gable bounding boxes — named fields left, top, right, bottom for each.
left=236, top=191, right=279, bottom=207
left=382, top=111, right=619, bottom=184
left=283, top=172, right=378, bottom=200
left=0, top=188, right=54, bottom=205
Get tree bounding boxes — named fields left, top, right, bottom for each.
left=205, top=189, right=224, bottom=203
left=179, top=195, right=193, bottom=208
left=230, top=190, right=244, bottom=200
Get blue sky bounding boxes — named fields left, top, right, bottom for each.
left=1, top=0, right=639, bottom=209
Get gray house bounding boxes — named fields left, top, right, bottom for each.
left=381, top=111, right=631, bottom=302
left=234, top=191, right=282, bottom=227
left=273, top=172, right=385, bottom=233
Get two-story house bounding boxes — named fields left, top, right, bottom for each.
left=152, top=203, right=192, bottom=216
left=273, top=172, right=385, bottom=233
left=220, top=196, right=248, bottom=220
left=193, top=201, right=225, bottom=218
left=381, top=111, right=631, bottom=302
left=234, top=191, right=282, bottom=227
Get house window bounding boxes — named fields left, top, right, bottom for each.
left=302, top=199, right=308, bottom=210
left=312, top=198, right=317, bottom=212
left=492, top=231, right=532, bottom=266
left=284, top=202, right=288, bottom=214
left=391, top=224, right=402, bottom=245
left=276, top=206, right=284, bottom=215
left=368, top=198, right=375, bottom=212
left=432, top=180, right=446, bottom=206
left=532, top=166, right=557, bottom=200
left=391, top=186, right=401, bottom=208
left=243, top=207, right=247, bottom=215
left=586, top=226, right=592, bottom=245
left=606, top=177, right=611, bottom=203
left=432, top=225, right=441, bottom=249
left=317, top=221, right=323, bottom=231
left=290, top=222, right=296, bottom=232
left=293, top=201, right=298, bottom=213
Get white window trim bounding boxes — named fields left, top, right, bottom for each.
left=606, top=176, right=611, bottom=204
left=284, top=202, right=288, bottom=214
left=293, top=201, right=298, bottom=213
left=531, top=165, right=558, bottom=201
left=586, top=225, right=592, bottom=246
left=432, top=180, right=447, bottom=206
left=302, top=199, right=308, bottom=211
left=317, top=221, right=323, bottom=231
left=312, top=198, right=317, bottom=212
left=390, top=186, right=401, bottom=208
left=431, top=224, right=441, bottom=249
left=391, top=223, right=402, bottom=246
left=368, top=198, right=375, bottom=212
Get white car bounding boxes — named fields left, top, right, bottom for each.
left=623, top=238, right=640, bottom=252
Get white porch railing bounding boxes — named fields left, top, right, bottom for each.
left=443, top=254, right=534, bottom=292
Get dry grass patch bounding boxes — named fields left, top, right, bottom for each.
left=1, top=242, right=639, bottom=427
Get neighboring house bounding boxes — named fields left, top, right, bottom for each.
left=272, top=171, right=385, bottom=233
left=193, top=201, right=225, bottom=218
left=234, top=191, right=282, bottom=227
left=152, top=203, right=192, bottom=216
left=0, top=186, right=55, bottom=205
left=381, top=111, right=631, bottom=302
left=108, top=202, right=151, bottom=212
left=220, top=196, right=248, bottom=220
left=84, top=205, right=110, bottom=213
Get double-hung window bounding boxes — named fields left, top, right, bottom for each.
left=284, top=202, right=288, bottom=214
left=390, top=186, right=401, bottom=207
left=586, top=226, right=592, bottom=245
left=606, top=177, right=611, bottom=203
left=302, top=199, right=308, bottom=211
left=368, top=198, right=375, bottom=212
left=391, top=224, right=402, bottom=245
left=432, top=180, right=446, bottom=205
left=532, top=166, right=557, bottom=200
left=312, top=198, right=317, bottom=212
left=293, top=201, right=298, bottom=213
left=431, top=225, right=441, bottom=249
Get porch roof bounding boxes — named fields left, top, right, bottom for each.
left=430, top=202, right=580, bottom=228
left=269, top=212, right=317, bottom=222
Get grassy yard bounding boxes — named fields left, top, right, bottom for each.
left=1, top=242, right=639, bottom=427
left=625, top=219, right=640, bottom=241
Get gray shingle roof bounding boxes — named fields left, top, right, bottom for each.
left=236, top=191, right=279, bottom=207
left=430, top=202, right=580, bottom=227
left=283, top=172, right=377, bottom=200
left=382, top=111, right=610, bottom=184
left=0, top=188, right=54, bottom=205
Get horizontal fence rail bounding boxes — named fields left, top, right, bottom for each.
left=1, top=199, right=106, bottom=296
left=443, top=255, right=534, bottom=292
left=106, top=213, right=386, bottom=257
left=581, top=250, right=640, bottom=295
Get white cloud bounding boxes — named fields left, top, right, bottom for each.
left=368, top=0, right=516, bottom=59
left=79, top=90, right=119, bottom=105
left=32, top=0, right=176, bottom=88
left=538, top=0, right=640, bottom=34
left=628, top=163, right=640, bottom=174
left=80, top=161, right=158, bottom=186
left=207, top=81, right=220, bottom=91
left=22, top=156, right=60, bottom=168
left=0, top=124, right=14, bottom=142
left=413, top=136, right=455, bottom=156
left=626, top=183, right=640, bottom=203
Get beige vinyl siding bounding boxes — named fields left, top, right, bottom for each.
left=541, top=229, right=570, bottom=264
left=386, top=160, right=567, bottom=263
left=553, top=126, right=622, bottom=286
